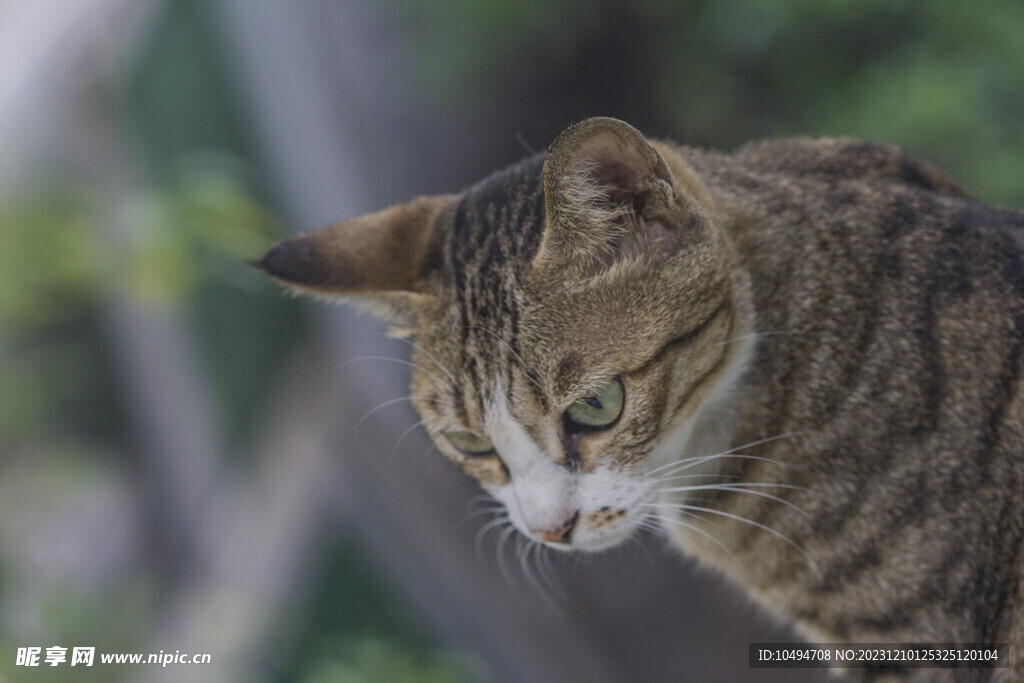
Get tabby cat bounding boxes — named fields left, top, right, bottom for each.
left=258, top=117, right=1023, bottom=680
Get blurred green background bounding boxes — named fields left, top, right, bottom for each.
left=0, top=0, right=1021, bottom=681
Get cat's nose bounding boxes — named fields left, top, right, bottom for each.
left=536, top=512, right=578, bottom=544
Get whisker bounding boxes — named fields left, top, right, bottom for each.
left=389, top=419, right=426, bottom=458
left=474, top=514, right=510, bottom=559
left=464, top=493, right=506, bottom=520
left=338, top=355, right=448, bottom=389
left=355, top=395, right=432, bottom=428
left=392, top=336, right=462, bottom=390
left=718, top=329, right=801, bottom=346
left=636, top=518, right=670, bottom=538
left=635, top=513, right=665, bottom=534
left=661, top=482, right=806, bottom=493
left=517, top=537, right=558, bottom=606
left=643, top=472, right=740, bottom=487
left=535, top=543, right=567, bottom=607
left=644, top=503, right=728, bottom=530
left=642, top=432, right=800, bottom=479
left=642, top=503, right=806, bottom=556
left=626, top=524, right=656, bottom=563
left=646, top=512, right=739, bottom=563
left=657, top=483, right=809, bottom=516
left=466, top=493, right=497, bottom=508
left=535, top=544, right=567, bottom=602
left=515, top=534, right=530, bottom=583
left=462, top=504, right=507, bottom=524
left=496, top=524, right=521, bottom=591
left=646, top=453, right=796, bottom=481
left=515, top=130, right=538, bottom=155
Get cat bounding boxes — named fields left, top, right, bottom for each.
left=257, top=117, right=1023, bottom=681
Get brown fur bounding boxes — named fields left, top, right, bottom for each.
left=259, top=118, right=1024, bottom=681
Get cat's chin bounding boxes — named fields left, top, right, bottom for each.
left=566, top=532, right=635, bottom=553
left=539, top=520, right=639, bottom=553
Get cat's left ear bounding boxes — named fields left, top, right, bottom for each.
left=256, top=195, right=454, bottom=324
left=536, top=117, right=702, bottom=276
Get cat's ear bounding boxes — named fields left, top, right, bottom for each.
left=536, top=117, right=695, bottom=276
left=256, top=195, right=454, bottom=324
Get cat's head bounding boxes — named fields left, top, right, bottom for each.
left=258, top=117, right=750, bottom=551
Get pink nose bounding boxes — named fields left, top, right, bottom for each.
left=535, top=513, right=578, bottom=544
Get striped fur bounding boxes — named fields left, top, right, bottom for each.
left=260, top=118, right=1024, bottom=680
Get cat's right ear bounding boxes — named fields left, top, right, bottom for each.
left=535, top=117, right=708, bottom=279
left=255, top=195, right=454, bottom=325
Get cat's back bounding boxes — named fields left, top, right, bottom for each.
left=688, top=136, right=1024, bottom=305
left=743, top=136, right=1024, bottom=243
left=703, top=136, right=1024, bottom=440
left=734, top=136, right=969, bottom=195
left=681, top=136, right=1024, bottom=672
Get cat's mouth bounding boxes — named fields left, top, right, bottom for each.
left=489, top=464, right=653, bottom=552
left=565, top=516, right=641, bottom=552
left=518, top=505, right=643, bottom=552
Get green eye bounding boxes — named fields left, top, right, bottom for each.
left=565, top=378, right=624, bottom=428
left=444, top=430, right=495, bottom=456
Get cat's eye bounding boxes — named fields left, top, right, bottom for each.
left=565, top=378, right=624, bottom=428
left=444, top=430, right=496, bottom=456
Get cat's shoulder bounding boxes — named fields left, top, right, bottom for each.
left=731, top=136, right=971, bottom=199
left=680, top=134, right=1024, bottom=252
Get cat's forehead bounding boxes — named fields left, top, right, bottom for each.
left=413, top=148, right=723, bottom=405
left=445, top=152, right=548, bottom=293
left=415, top=157, right=704, bottom=382
left=424, top=154, right=548, bottom=386
left=416, top=270, right=703, bottom=411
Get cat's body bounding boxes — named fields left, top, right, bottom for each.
left=259, top=118, right=1023, bottom=680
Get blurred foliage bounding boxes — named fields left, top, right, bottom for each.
left=0, top=447, right=156, bottom=683
left=3, top=1, right=477, bottom=681
left=0, top=581, right=155, bottom=683
left=0, top=157, right=278, bottom=443
left=297, top=637, right=475, bottom=683
left=397, top=0, right=605, bottom=88
left=0, top=188, right=104, bottom=441
left=0, top=155, right=277, bottom=317
left=121, top=154, right=279, bottom=309
left=396, top=0, right=1024, bottom=207
left=127, top=0, right=252, bottom=184
left=281, top=534, right=487, bottom=683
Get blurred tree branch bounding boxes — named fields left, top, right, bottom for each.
left=8, top=3, right=347, bottom=680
